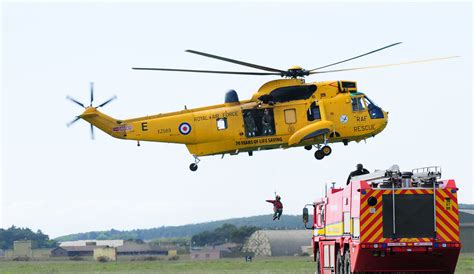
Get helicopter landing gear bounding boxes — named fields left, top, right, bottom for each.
left=304, top=145, right=312, bottom=151
left=321, top=145, right=332, bottom=156
left=189, top=156, right=200, bottom=172
left=313, top=137, right=332, bottom=160
left=314, top=150, right=325, bottom=160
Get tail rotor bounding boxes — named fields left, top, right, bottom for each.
left=66, top=82, right=116, bottom=139
left=97, top=95, right=117, bottom=108
left=66, top=116, right=81, bottom=127
left=90, top=82, right=94, bottom=107
left=90, top=123, right=95, bottom=140
left=66, top=96, right=85, bottom=108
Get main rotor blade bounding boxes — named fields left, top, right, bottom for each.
left=66, top=116, right=81, bottom=127
left=132, top=67, right=281, bottom=76
left=90, top=82, right=94, bottom=106
left=66, top=96, right=85, bottom=108
left=185, top=50, right=286, bottom=73
left=90, top=124, right=95, bottom=140
left=309, top=56, right=460, bottom=74
left=309, top=42, right=403, bottom=71
left=97, top=95, right=117, bottom=108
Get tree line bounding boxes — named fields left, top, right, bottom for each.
left=0, top=226, right=58, bottom=250
left=56, top=214, right=307, bottom=241
left=191, top=224, right=259, bottom=246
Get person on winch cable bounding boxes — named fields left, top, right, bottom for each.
left=266, top=195, right=283, bottom=220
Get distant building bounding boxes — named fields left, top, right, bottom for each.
left=60, top=240, right=124, bottom=247
left=4, top=240, right=52, bottom=259
left=50, top=247, right=68, bottom=257
left=460, top=209, right=474, bottom=253
left=191, top=249, right=221, bottom=260
left=243, top=230, right=312, bottom=257
left=117, top=240, right=167, bottom=256
left=94, top=247, right=117, bottom=261
left=190, top=244, right=235, bottom=260
left=55, top=239, right=171, bottom=258
left=59, top=245, right=108, bottom=257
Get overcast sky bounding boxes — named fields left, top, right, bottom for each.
left=1, top=2, right=472, bottom=238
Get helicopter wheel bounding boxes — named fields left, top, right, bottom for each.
left=314, top=150, right=325, bottom=160
left=304, top=145, right=312, bottom=151
left=189, top=163, right=198, bottom=172
left=321, top=145, right=332, bottom=156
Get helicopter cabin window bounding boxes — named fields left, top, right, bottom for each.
left=242, top=108, right=276, bottom=137
left=284, top=109, right=296, bottom=124
left=351, top=97, right=365, bottom=112
left=307, top=101, right=321, bottom=121
left=216, top=118, right=227, bottom=130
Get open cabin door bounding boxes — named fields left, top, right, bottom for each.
left=242, top=107, right=276, bottom=138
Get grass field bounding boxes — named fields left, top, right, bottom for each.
left=0, top=254, right=473, bottom=274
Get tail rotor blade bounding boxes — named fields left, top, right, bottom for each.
left=90, top=124, right=95, bottom=140
left=97, top=95, right=117, bottom=108
left=90, top=82, right=94, bottom=106
left=66, top=116, right=81, bottom=127
left=66, top=96, right=85, bottom=108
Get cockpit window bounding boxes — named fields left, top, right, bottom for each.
left=364, top=97, right=377, bottom=107
left=351, top=97, right=365, bottom=112
left=364, top=96, right=384, bottom=119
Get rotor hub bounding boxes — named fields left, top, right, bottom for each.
left=285, top=66, right=309, bottom=78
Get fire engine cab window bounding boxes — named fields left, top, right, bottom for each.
left=216, top=118, right=227, bottom=130
left=352, top=97, right=365, bottom=112
left=307, top=102, right=321, bottom=121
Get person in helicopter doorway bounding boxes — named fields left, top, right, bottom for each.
left=266, top=195, right=283, bottom=220
left=262, top=108, right=273, bottom=135
left=244, top=111, right=257, bottom=137
left=347, top=163, right=370, bottom=185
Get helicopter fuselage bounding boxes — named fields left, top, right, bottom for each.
left=80, top=79, right=388, bottom=157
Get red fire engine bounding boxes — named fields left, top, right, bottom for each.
left=303, top=166, right=461, bottom=273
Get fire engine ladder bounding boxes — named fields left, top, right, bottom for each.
left=412, top=166, right=442, bottom=239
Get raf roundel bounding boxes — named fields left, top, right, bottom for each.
left=179, top=122, right=192, bottom=135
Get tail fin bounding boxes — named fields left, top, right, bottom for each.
left=80, top=108, right=127, bottom=139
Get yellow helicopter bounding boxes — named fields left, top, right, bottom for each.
left=67, top=42, right=456, bottom=171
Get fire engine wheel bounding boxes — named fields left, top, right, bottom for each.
left=314, top=150, right=325, bottom=160
left=336, top=251, right=343, bottom=274
left=322, top=145, right=332, bottom=156
left=315, top=249, right=321, bottom=274
left=343, top=250, right=351, bottom=274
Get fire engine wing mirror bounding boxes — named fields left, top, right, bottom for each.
left=302, top=205, right=313, bottom=229
left=303, top=207, right=309, bottom=223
